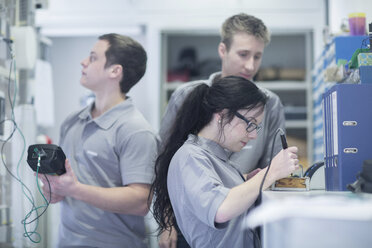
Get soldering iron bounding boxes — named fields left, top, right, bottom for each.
left=279, top=128, right=288, bottom=150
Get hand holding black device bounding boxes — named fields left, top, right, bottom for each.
left=27, top=144, right=66, bottom=175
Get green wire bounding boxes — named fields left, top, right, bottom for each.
left=7, top=50, right=48, bottom=243
left=10, top=61, right=42, bottom=243
left=22, top=154, right=49, bottom=243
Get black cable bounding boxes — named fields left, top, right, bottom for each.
left=256, top=128, right=282, bottom=205
left=251, top=228, right=262, bottom=248
left=0, top=36, right=50, bottom=242
left=0, top=40, right=36, bottom=207
left=6, top=41, right=16, bottom=120
left=251, top=128, right=283, bottom=248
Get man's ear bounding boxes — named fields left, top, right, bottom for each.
left=218, top=42, right=226, bottom=60
left=110, top=64, right=123, bottom=79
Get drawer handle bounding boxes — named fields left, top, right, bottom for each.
left=344, top=148, right=358, bottom=154
left=343, top=121, right=357, bottom=126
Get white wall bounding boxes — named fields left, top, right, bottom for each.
left=47, top=37, right=95, bottom=143
left=36, top=0, right=327, bottom=133
left=47, top=34, right=147, bottom=143
left=329, top=0, right=372, bottom=35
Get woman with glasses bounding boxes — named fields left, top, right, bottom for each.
left=151, top=76, right=299, bottom=248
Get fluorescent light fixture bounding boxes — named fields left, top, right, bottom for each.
left=40, top=26, right=143, bottom=37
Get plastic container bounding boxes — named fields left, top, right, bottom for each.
left=348, top=12, right=366, bottom=36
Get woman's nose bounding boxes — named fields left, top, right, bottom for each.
left=247, top=129, right=258, bottom=139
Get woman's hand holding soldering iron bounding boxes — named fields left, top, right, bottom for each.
left=38, top=159, right=79, bottom=204
left=266, top=146, right=299, bottom=185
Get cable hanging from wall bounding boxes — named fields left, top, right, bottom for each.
left=0, top=35, right=51, bottom=244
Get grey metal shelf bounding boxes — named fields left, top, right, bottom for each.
left=256, top=81, right=308, bottom=91
left=160, top=29, right=314, bottom=165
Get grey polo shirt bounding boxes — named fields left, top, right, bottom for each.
left=167, top=134, right=254, bottom=248
left=58, top=98, right=158, bottom=248
left=159, top=72, right=285, bottom=173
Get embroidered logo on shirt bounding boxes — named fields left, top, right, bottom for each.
left=242, top=145, right=253, bottom=150
left=86, top=150, right=98, bottom=157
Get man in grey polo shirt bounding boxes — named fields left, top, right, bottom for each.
left=158, top=13, right=285, bottom=248
left=40, top=33, right=158, bottom=248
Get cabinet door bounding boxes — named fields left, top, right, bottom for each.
left=161, top=31, right=221, bottom=112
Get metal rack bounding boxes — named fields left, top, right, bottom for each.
left=161, top=29, right=314, bottom=166
left=311, top=35, right=369, bottom=163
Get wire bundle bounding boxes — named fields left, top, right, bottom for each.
left=0, top=37, right=51, bottom=244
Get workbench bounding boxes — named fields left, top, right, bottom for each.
left=245, top=190, right=372, bottom=248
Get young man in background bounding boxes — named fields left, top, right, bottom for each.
left=158, top=13, right=285, bottom=248
left=40, top=33, right=158, bottom=248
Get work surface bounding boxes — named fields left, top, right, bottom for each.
left=244, top=190, right=372, bottom=248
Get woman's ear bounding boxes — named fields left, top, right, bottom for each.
left=210, top=113, right=221, bottom=127
left=215, top=109, right=228, bottom=124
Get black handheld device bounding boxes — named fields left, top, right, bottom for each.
left=27, top=144, right=66, bottom=175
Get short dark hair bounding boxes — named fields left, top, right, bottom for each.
left=221, top=13, right=270, bottom=51
left=99, top=33, right=147, bottom=93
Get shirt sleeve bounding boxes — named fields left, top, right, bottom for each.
left=119, top=130, right=158, bottom=185
left=158, top=88, right=183, bottom=145
left=158, top=82, right=200, bottom=146
left=172, top=154, right=230, bottom=229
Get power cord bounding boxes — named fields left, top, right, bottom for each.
left=257, top=128, right=283, bottom=205
left=252, top=128, right=284, bottom=248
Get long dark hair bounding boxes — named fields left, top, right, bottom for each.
left=150, top=75, right=267, bottom=233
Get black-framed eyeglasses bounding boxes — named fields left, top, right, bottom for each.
left=234, top=112, right=262, bottom=133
